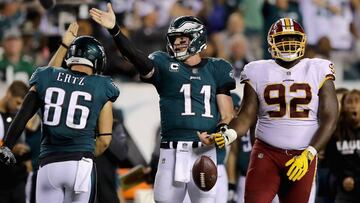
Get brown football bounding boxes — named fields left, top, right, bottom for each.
left=192, top=155, right=217, bottom=191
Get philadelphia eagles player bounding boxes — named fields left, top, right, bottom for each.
left=90, top=3, right=238, bottom=203
left=0, top=35, right=119, bottom=203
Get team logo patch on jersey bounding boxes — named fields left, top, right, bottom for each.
left=190, top=76, right=201, bottom=80
left=229, top=70, right=234, bottom=79
left=169, top=63, right=179, bottom=72
left=111, top=82, right=119, bottom=90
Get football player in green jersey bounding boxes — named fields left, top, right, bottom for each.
left=0, top=34, right=120, bottom=203
left=90, top=3, right=237, bottom=203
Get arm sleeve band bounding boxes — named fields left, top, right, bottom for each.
left=216, top=82, right=236, bottom=96
left=4, top=91, right=41, bottom=149
left=97, top=133, right=112, bottom=137
left=108, top=25, right=154, bottom=76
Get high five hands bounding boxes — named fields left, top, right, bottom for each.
left=89, top=3, right=116, bottom=29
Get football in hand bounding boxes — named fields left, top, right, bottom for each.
left=192, top=155, right=217, bottom=191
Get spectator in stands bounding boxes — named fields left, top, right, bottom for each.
left=228, top=35, right=250, bottom=81
left=238, top=0, right=264, bottom=59
left=317, top=87, right=349, bottom=202
left=0, top=80, right=31, bottom=203
left=326, top=89, right=360, bottom=203
left=212, top=11, right=245, bottom=60
left=131, top=2, right=167, bottom=56
left=336, top=88, right=350, bottom=113
left=262, top=0, right=302, bottom=59
left=315, top=36, right=332, bottom=59
left=0, top=28, right=34, bottom=83
left=0, top=0, right=25, bottom=40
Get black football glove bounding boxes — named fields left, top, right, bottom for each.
left=0, top=146, right=16, bottom=165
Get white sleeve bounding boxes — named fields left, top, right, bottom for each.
left=318, top=60, right=336, bottom=89
left=240, top=63, right=257, bottom=92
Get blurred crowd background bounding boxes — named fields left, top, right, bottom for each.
left=0, top=0, right=360, bottom=86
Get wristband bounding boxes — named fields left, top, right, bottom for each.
left=306, top=146, right=317, bottom=156
left=216, top=123, right=228, bottom=133
left=98, top=133, right=112, bottom=136
left=108, top=24, right=120, bottom=36
left=228, top=183, right=237, bottom=190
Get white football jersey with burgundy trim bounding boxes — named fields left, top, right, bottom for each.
left=240, top=58, right=335, bottom=150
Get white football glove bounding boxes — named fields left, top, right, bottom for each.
left=213, top=124, right=237, bottom=148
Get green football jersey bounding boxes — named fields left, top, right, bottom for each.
left=148, top=51, right=235, bottom=141
left=29, top=67, right=119, bottom=158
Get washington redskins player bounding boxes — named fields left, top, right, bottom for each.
left=228, top=18, right=338, bottom=202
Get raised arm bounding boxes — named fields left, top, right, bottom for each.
left=48, top=22, right=79, bottom=67
left=89, top=3, right=154, bottom=78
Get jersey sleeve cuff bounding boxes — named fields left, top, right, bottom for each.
left=318, top=74, right=335, bottom=90
left=108, top=24, right=121, bottom=36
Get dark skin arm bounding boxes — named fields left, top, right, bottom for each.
left=198, top=83, right=257, bottom=145
left=229, top=83, right=259, bottom=136
left=309, top=79, right=338, bottom=151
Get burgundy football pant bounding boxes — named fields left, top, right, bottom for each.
left=245, top=139, right=317, bottom=203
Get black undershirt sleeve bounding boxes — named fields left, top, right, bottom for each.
left=216, top=82, right=236, bottom=96
left=108, top=25, right=154, bottom=76
left=4, top=91, right=41, bottom=149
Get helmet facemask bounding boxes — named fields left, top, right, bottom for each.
left=166, top=16, right=207, bottom=61
left=167, top=33, right=191, bottom=61
left=267, top=18, right=307, bottom=62
left=269, top=32, right=306, bottom=62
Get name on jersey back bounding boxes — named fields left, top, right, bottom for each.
left=56, top=72, right=85, bottom=85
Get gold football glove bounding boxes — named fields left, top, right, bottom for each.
left=214, top=133, right=226, bottom=148
left=285, top=146, right=317, bottom=181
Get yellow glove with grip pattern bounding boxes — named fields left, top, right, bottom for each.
left=213, top=124, right=237, bottom=149
left=214, top=133, right=225, bottom=148
left=285, top=146, right=317, bottom=181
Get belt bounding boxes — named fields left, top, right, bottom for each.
left=160, top=141, right=203, bottom=149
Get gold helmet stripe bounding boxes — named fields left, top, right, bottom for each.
left=282, top=18, right=294, bottom=31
